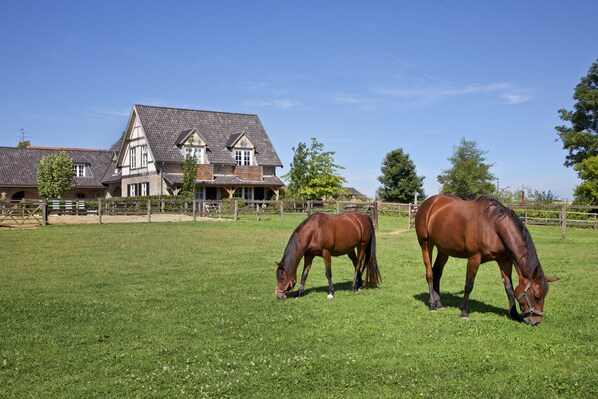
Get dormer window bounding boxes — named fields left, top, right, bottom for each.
left=73, top=164, right=86, bottom=177
left=235, top=149, right=251, bottom=166
left=227, top=132, right=255, bottom=166
left=184, top=146, right=205, bottom=164
left=177, top=128, right=207, bottom=164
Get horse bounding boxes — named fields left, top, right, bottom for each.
left=275, top=212, right=381, bottom=300
left=415, top=195, right=558, bottom=325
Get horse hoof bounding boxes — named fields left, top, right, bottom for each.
left=327, top=293, right=334, bottom=299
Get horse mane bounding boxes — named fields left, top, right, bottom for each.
left=474, top=196, right=544, bottom=280
left=279, top=213, right=318, bottom=272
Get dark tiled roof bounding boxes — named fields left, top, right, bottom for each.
left=343, top=187, right=366, bottom=198
left=101, top=140, right=122, bottom=184
left=163, top=173, right=284, bottom=187
left=133, top=105, right=283, bottom=167
left=0, top=147, right=113, bottom=188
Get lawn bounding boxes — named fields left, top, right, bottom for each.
left=0, top=216, right=596, bottom=398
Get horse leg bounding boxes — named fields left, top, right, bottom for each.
left=296, top=255, right=314, bottom=298
left=323, top=250, right=335, bottom=299
left=460, top=255, right=481, bottom=318
left=420, top=241, right=442, bottom=310
left=498, top=260, right=522, bottom=321
left=432, top=251, right=449, bottom=309
left=348, top=249, right=362, bottom=291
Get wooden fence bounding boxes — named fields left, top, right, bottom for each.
left=1, top=199, right=596, bottom=240
left=0, top=200, right=46, bottom=228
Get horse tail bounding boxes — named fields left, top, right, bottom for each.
left=364, top=216, right=381, bottom=286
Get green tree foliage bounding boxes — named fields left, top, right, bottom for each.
left=377, top=148, right=425, bottom=203
left=556, top=59, right=598, bottom=204
left=283, top=141, right=309, bottom=199
left=283, top=138, right=346, bottom=200
left=437, top=138, right=496, bottom=199
left=573, top=155, right=598, bottom=204
left=17, top=140, right=30, bottom=148
left=37, top=151, right=75, bottom=198
left=180, top=152, right=198, bottom=198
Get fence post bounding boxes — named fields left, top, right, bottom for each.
left=98, top=198, right=103, bottom=224
left=408, top=203, right=413, bottom=230
left=280, top=200, right=284, bottom=221
left=561, top=203, right=566, bottom=241
left=193, top=199, right=197, bottom=222
left=336, top=200, right=340, bottom=214
left=147, top=199, right=151, bottom=223
left=234, top=200, right=239, bottom=221
left=42, top=199, right=47, bottom=226
left=372, top=201, right=379, bottom=230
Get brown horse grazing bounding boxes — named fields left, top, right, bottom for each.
left=415, top=195, right=558, bottom=325
left=276, top=212, right=381, bottom=300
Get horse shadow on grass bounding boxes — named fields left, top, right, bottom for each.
left=295, top=280, right=380, bottom=298
left=413, top=291, right=508, bottom=318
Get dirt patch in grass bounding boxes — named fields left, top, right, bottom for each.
left=47, top=214, right=229, bottom=225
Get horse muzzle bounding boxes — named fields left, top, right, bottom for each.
left=523, top=314, right=543, bottom=326
left=275, top=289, right=288, bottom=300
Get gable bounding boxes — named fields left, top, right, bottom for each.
left=176, top=128, right=207, bottom=147
left=225, top=132, right=254, bottom=149
left=132, top=105, right=283, bottom=167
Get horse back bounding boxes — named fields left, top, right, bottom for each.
left=416, top=195, right=504, bottom=260
left=308, top=212, right=371, bottom=256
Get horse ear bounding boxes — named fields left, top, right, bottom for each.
left=546, top=276, right=559, bottom=283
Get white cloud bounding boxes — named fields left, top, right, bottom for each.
left=374, top=81, right=532, bottom=105
left=243, top=99, right=299, bottom=110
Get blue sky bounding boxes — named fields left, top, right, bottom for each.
left=1, top=1, right=597, bottom=199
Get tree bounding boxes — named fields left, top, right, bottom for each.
left=180, top=151, right=198, bottom=198
left=573, top=155, right=598, bottom=204
left=17, top=140, right=30, bottom=148
left=437, top=138, right=496, bottom=199
left=37, top=151, right=75, bottom=198
left=377, top=148, right=425, bottom=203
left=556, top=59, right=598, bottom=204
left=283, top=141, right=309, bottom=199
left=283, top=138, right=346, bottom=200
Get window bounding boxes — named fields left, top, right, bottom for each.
left=185, top=146, right=204, bottom=163
left=233, top=187, right=253, bottom=200
left=128, top=183, right=137, bottom=197
left=141, top=145, right=148, bottom=167
left=128, top=182, right=149, bottom=197
left=73, top=164, right=86, bottom=177
left=130, top=147, right=137, bottom=168
left=235, top=149, right=251, bottom=166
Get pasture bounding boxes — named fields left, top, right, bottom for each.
left=0, top=216, right=596, bottom=398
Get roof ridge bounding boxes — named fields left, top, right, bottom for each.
left=24, top=146, right=112, bottom=152
left=134, top=104, right=259, bottom=117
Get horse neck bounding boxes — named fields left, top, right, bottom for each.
left=495, top=216, right=541, bottom=280
left=280, top=231, right=307, bottom=275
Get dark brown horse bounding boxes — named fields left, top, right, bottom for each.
left=276, top=212, right=381, bottom=300
left=415, top=195, right=557, bottom=325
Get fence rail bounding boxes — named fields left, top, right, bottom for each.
left=1, top=199, right=596, bottom=240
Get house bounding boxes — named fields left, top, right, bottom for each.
left=0, top=146, right=113, bottom=200
left=336, top=187, right=369, bottom=201
left=0, top=105, right=285, bottom=201
left=116, top=104, right=284, bottom=200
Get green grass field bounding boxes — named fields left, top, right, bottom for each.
left=1, top=216, right=596, bottom=398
